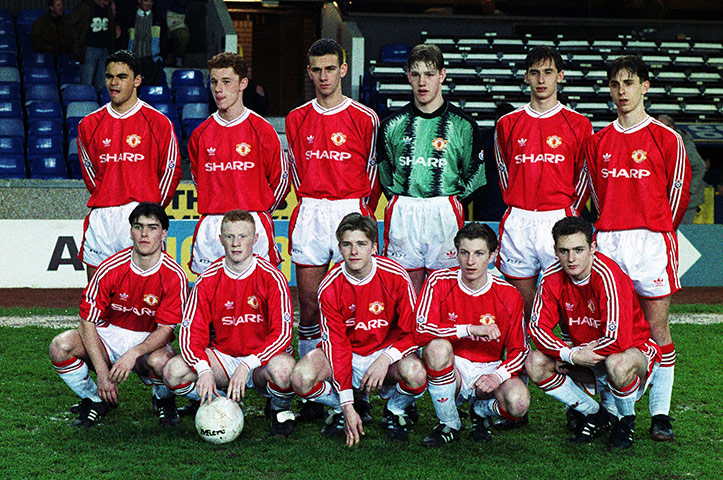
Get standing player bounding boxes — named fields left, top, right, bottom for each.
left=377, top=43, right=485, bottom=293
left=77, top=49, right=182, bottom=281
left=494, top=45, right=593, bottom=321
left=527, top=217, right=660, bottom=449
left=187, top=52, right=288, bottom=274
left=291, top=213, right=426, bottom=445
left=415, top=223, right=529, bottom=446
left=163, top=210, right=297, bottom=437
left=49, top=203, right=188, bottom=427
left=285, top=38, right=380, bottom=365
left=582, top=55, right=690, bottom=441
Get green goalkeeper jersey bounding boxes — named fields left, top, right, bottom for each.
left=377, top=100, right=485, bottom=200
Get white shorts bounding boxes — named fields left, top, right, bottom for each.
left=96, top=323, right=152, bottom=365
left=289, top=197, right=373, bottom=266
left=497, top=207, right=568, bottom=279
left=351, top=349, right=396, bottom=399
left=80, top=202, right=138, bottom=267
left=454, top=355, right=502, bottom=403
left=188, top=212, right=281, bottom=274
left=208, top=348, right=258, bottom=390
left=595, top=229, right=680, bottom=298
left=383, top=195, right=464, bottom=271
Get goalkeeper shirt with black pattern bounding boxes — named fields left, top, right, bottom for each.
left=377, top=100, right=485, bottom=200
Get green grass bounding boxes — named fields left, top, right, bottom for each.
left=2, top=324, right=722, bottom=479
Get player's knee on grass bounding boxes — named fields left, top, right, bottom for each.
left=398, top=354, right=427, bottom=389
left=265, top=353, right=296, bottom=389
left=524, top=350, right=556, bottom=383
left=422, top=339, right=454, bottom=371
left=163, top=355, right=194, bottom=386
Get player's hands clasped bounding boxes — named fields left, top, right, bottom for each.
left=469, top=324, right=501, bottom=340
left=570, top=340, right=605, bottom=367
left=228, top=363, right=250, bottom=402
left=474, top=373, right=502, bottom=394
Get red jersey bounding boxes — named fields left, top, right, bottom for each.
left=494, top=103, right=593, bottom=212
left=415, top=269, right=527, bottom=379
left=188, top=110, right=289, bottom=214
left=78, top=100, right=182, bottom=208
left=80, top=247, right=188, bottom=332
left=583, top=116, right=691, bottom=232
left=285, top=97, right=381, bottom=210
left=529, top=252, right=655, bottom=362
left=318, top=256, right=417, bottom=394
left=180, top=256, right=293, bottom=375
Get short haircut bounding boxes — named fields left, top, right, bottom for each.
left=336, top=213, right=377, bottom=244
left=526, top=45, right=564, bottom=72
left=207, top=52, right=248, bottom=80
left=406, top=43, right=444, bottom=72
left=129, top=202, right=169, bottom=230
left=308, top=38, right=345, bottom=65
left=47, top=0, right=59, bottom=7
left=607, top=55, right=649, bottom=83
left=552, top=216, right=594, bottom=246
left=221, top=209, right=255, bottom=229
left=106, top=50, right=142, bottom=79
left=454, top=222, right=498, bottom=252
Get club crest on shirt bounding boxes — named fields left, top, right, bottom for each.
left=330, top=132, right=347, bottom=146
left=369, top=301, right=384, bottom=314
left=603, top=153, right=612, bottom=162
left=546, top=135, right=562, bottom=149
left=247, top=295, right=259, bottom=309
left=143, top=294, right=159, bottom=307
left=225, top=301, right=234, bottom=309
left=587, top=300, right=595, bottom=313
left=119, top=292, right=129, bottom=301
left=236, top=143, right=251, bottom=156
left=517, top=138, right=527, bottom=147
left=126, top=134, right=142, bottom=148
left=103, top=138, right=111, bottom=147
left=479, top=314, right=496, bottom=325
left=631, top=149, right=647, bottom=163
left=432, top=138, right=447, bottom=151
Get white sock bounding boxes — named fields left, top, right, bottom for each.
left=53, top=357, right=101, bottom=403
left=537, top=372, right=599, bottom=415
left=428, top=365, right=461, bottom=430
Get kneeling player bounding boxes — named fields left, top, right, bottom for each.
left=526, top=217, right=660, bottom=449
left=49, top=202, right=188, bottom=427
left=163, top=210, right=296, bottom=437
left=416, top=222, right=530, bottom=446
left=291, top=213, right=426, bottom=446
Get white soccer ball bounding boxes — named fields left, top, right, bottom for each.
left=194, top=397, right=244, bottom=444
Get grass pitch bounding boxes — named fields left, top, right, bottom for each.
left=1, top=322, right=722, bottom=480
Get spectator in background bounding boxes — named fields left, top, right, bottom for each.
left=31, top=0, right=74, bottom=57
left=658, top=114, right=706, bottom=224
left=127, top=0, right=166, bottom=85
left=153, top=0, right=189, bottom=67
left=66, top=0, right=118, bottom=93
left=243, top=80, right=269, bottom=116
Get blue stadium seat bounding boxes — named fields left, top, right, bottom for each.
left=28, top=135, right=63, bottom=156
left=68, top=137, right=83, bottom=179
left=29, top=118, right=63, bottom=138
left=171, top=69, right=205, bottom=91
left=0, top=99, right=22, bottom=118
left=1, top=117, right=24, bottom=138
left=23, top=66, right=56, bottom=85
left=0, top=66, right=20, bottom=84
left=183, top=117, right=205, bottom=139
left=59, top=70, right=81, bottom=88
left=22, top=51, right=54, bottom=69
left=0, top=9, right=12, bottom=22
left=99, top=89, right=110, bottom=105
left=0, top=34, right=16, bottom=53
left=57, top=54, right=79, bottom=73
left=27, top=101, right=62, bottom=119
left=17, top=9, right=45, bottom=26
left=181, top=102, right=209, bottom=121
left=140, top=85, right=173, bottom=105
left=62, top=84, right=97, bottom=107
left=0, top=82, right=20, bottom=101
left=0, top=51, right=17, bottom=67
left=25, top=83, right=61, bottom=105
left=152, top=101, right=181, bottom=139
left=0, top=136, right=26, bottom=178
left=66, top=101, right=99, bottom=124
left=0, top=22, right=14, bottom=37
left=380, top=44, right=411, bottom=64
left=174, top=85, right=208, bottom=107
left=28, top=154, right=67, bottom=179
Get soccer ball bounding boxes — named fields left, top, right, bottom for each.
left=194, top=397, right=244, bottom=444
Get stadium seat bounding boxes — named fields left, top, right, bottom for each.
left=0, top=136, right=26, bottom=178
left=152, top=101, right=181, bottom=138
left=27, top=101, right=62, bottom=119
left=174, top=85, right=209, bottom=107
left=380, top=44, right=411, bottom=64
left=99, top=89, right=110, bottom=105
left=16, top=9, right=45, bottom=27
left=139, top=85, right=173, bottom=105
left=0, top=66, right=20, bottom=84
left=181, top=102, right=209, bottom=121
left=29, top=118, right=63, bottom=137
left=22, top=51, right=54, bottom=69
left=0, top=34, right=15, bottom=53
left=171, top=69, right=205, bottom=91
left=62, top=84, right=97, bottom=107
left=65, top=101, right=99, bottom=134
left=0, top=9, right=12, bottom=22
left=24, top=83, right=61, bottom=106
left=0, top=99, right=22, bottom=118
left=68, top=136, right=83, bottom=179
left=1, top=117, right=25, bottom=138
left=0, top=50, right=17, bottom=67
left=182, top=117, right=205, bottom=138
left=28, top=154, right=67, bottom=179
left=59, top=70, right=81, bottom=88
left=23, top=66, right=56, bottom=86
left=0, top=82, right=20, bottom=101
left=27, top=135, right=63, bottom=156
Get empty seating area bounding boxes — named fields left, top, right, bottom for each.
left=365, top=30, right=723, bottom=130
left=0, top=8, right=211, bottom=179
